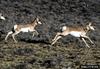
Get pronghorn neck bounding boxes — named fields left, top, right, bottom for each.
left=31, top=19, right=38, bottom=26
left=86, top=25, right=91, bottom=32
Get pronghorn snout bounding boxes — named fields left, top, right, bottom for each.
left=38, top=21, right=42, bottom=24
left=88, top=22, right=95, bottom=31
left=0, top=14, right=5, bottom=20
left=0, top=16, right=5, bottom=20
left=36, top=17, right=42, bottom=24
left=90, top=26, right=95, bottom=30
left=89, top=24, right=95, bottom=31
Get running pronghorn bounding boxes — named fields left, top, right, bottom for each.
left=0, top=13, right=5, bottom=20
left=5, top=17, right=42, bottom=43
left=51, top=23, right=95, bottom=48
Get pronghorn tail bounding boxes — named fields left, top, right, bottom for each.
left=12, top=25, right=18, bottom=33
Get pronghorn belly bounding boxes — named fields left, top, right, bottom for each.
left=70, top=31, right=82, bottom=37
left=21, top=28, right=30, bottom=32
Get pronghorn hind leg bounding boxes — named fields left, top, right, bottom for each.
left=5, top=31, right=13, bottom=42
left=52, top=35, right=58, bottom=42
left=82, top=38, right=90, bottom=48
left=52, top=32, right=61, bottom=42
left=51, top=36, right=62, bottom=45
left=12, top=32, right=20, bottom=43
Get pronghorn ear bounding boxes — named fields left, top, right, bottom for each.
left=89, top=22, right=92, bottom=26
left=36, top=16, right=39, bottom=20
left=0, top=13, right=2, bottom=15
left=36, top=17, right=39, bottom=21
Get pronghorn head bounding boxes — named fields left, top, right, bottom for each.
left=87, top=22, right=95, bottom=31
left=0, top=13, right=5, bottom=20
left=35, top=17, right=42, bottom=24
left=62, top=26, right=67, bottom=31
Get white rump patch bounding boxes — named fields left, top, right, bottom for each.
left=62, top=26, right=67, bottom=31
left=14, top=25, right=18, bottom=30
left=70, top=31, right=82, bottom=37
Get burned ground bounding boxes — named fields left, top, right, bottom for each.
left=0, top=0, right=100, bottom=69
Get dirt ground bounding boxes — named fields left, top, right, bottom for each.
left=0, top=0, right=100, bottom=69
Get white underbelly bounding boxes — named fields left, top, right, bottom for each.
left=21, top=28, right=30, bottom=32
left=70, top=31, right=82, bottom=37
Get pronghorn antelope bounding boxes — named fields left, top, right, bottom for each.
left=0, top=13, right=5, bottom=20
left=51, top=23, right=95, bottom=48
left=5, top=17, right=42, bottom=43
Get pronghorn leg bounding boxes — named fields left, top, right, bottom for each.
left=84, top=36, right=94, bottom=44
left=32, top=33, right=35, bottom=37
left=52, top=32, right=61, bottom=42
left=5, top=31, right=13, bottom=42
left=51, top=36, right=62, bottom=45
left=52, top=34, right=58, bottom=42
left=82, top=38, right=90, bottom=48
left=35, top=30, right=39, bottom=35
left=32, top=31, right=35, bottom=37
left=12, top=32, right=20, bottom=43
left=32, top=30, right=39, bottom=37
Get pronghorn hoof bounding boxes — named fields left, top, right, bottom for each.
left=51, top=43, right=54, bottom=46
left=4, top=40, right=8, bottom=43
left=14, top=41, right=18, bottom=43
left=92, top=43, right=96, bottom=47
left=52, top=40, right=54, bottom=42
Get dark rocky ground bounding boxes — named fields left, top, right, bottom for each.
left=0, top=0, right=100, bottom=69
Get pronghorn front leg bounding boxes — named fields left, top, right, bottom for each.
left=82, top=38, right=90, bottom=48
left=35, top=30, right=39, bottom=35
left=84, top=36, right=94, bottom=44
left=51, top=36, right=62, bottom=45
left=32, top=30, right=39, bottom=37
